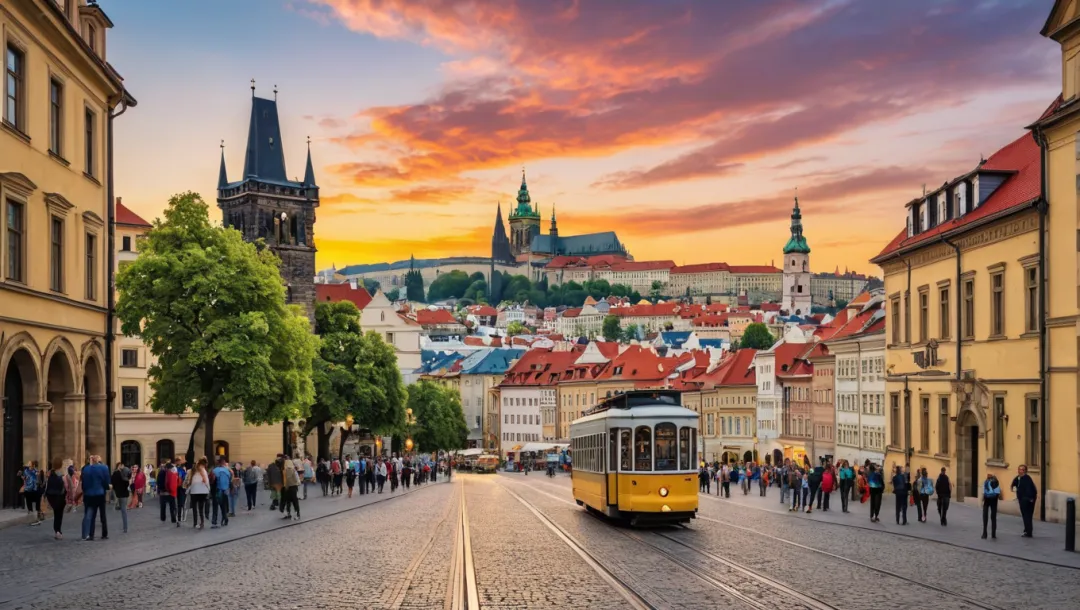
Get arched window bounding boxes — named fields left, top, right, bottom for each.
left=634, top=426, right=652, bottom=471
left=120, top=440, right=141, bottom=467
left=156, top=439, right=175, bottom=463
left=213, top=440, right=229, bottom=462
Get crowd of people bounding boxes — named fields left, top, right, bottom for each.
left=698, top=457, right=1040, bottom=539
left=15, top=451, right=452, bottom=541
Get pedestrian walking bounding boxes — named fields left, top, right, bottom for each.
left=80, top=455, right=111, bottom=541
left=345, top=458, right=357, bottom=498
left=789, top=469, right=803, bottom=511
left=366, top=458, right=376, bottom=493
left=330, top=457, right=343, bottom=496
left=780, top=460, right=791, bottom=505
left=982, top=473, right=1001, bottom=539
left=281, top=455, right=301, bottom=520
left=820, top=463, right=835, bottom=511
left=211, top=457, right=232, bottom=528
left=158, top=462, right=179, bottom=526
left=173, top=457, right=188, bottom=522
left=892, top=465, right=910, bottom=525
left=21, top=460, right=44, bottom=526
left=43, top=457, right=67, bottom=539
left=302, top=455, right=314, bottom=500
left=64, top=464, right=81, bottom=513
left=316, top=458, right=330, bottom=496
left=111, top=462, right=131, bottom=534
left=838, top=460, right=854, bottom=513
left=128, top=464, right=146, bottom=509
left=935, top=467, right=952, bottom=526
left=1010, top=464, right=1037, bottom=537
left=758, top=464, right=767, bottom=497
left=242, top=460, right=261, bottom=510
left=698, top=465, right=709, bottom=493
left=376, top=458, right=388, bottom=493
left=186, top=459, right=210, bottom=530
left=867, top=464, right=884, bottom=522
left=267, top=456, right=284, bottom=511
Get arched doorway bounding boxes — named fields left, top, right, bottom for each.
left=955, top=408, right=982, bottom=501
left=83, top=353, right=106, bottom=460
left=721, top=451, right=738, bottom=464
left=743, top=450, right=754, bottom=463
left=772, top=449, right=783, bottom=466
left=156, top=439, right=175, bottom=464
left=120, top=440, right=142, bottom=467
left=3, top=346, right=40, bottom=508
left=44, top=347, right=77, bottom=466
left=213, top=440, right=230, bottom=463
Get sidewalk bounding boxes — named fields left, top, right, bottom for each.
left=699, top=486, right=1080, bottom=569
left=0, top=477, right=453, bottom=604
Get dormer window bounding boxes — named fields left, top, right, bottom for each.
left=972, top=175, right=980, bottom=208
left=956, top=182, right=968, bottom=216
left=87, top=23, right=97, bottom=53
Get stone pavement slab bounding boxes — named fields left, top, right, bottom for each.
left=698, top=486, right=1080, bottom=568
left=0, top=477, right=453, bottom=605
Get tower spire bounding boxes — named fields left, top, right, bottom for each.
left=782, top=190, right=810, bottom=254
left=303, top=136, right=316, bottom=186
left=217, top=140, right=228, bottom=189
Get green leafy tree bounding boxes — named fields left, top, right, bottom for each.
left=305, top=301, right=407, bottom=459
left=602, top=314, right=622, bottom=342
left=622, top=324, right=642, bottom=342
left=362, top=278, right=380, bottom=295
left=385, top=288, right=401, bottom=301
left=427, top=270, right=472, bottom=301
left=629, top=290, right=643, bottom=303
left=462, top=279, right=487, bottom=302
left=406, top=381, right=468, bottom=453
left=650, top=280, right=665, bottom=300
left=506, top=321, right=528, bottom=336
left=610, top=283, right=630, bottom=297
left=116, top=192, right=317, bottom=463
left=740, top=322, right=776, bottom=350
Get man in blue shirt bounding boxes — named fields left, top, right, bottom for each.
left=211, top=456, right=232, bottom=528
left=81, top=455, right=111, bottom=541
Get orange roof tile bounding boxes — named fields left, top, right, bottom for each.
left=115, top=199, right=151, bottom=228
left=671, top=262, right=730, bottom=274
left=315, top=283, right=373, bottom=311
left=415, top=309, right=458, bottom=325
left=873, top=130, right=1040, bottom=262
left=728, top=265, right=781, bottom=274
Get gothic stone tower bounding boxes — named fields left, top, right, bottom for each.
left=507, top=169, right=541, bottom=258
left=782, top=196, right=812, bottom=316
left=217, top=91, right=318, bottom=322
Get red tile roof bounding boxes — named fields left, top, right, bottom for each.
left=760, top=303, right=781, bottom=312
left=692, top=314, right=729, bottom=327
left=315, top=283, right=373, bottom=311
left=415, top=309, right=458, bottom=325
left=672, top=262, right=729, bottom=274
left=594, top=345, right=680, bottom=383
left=610, top=303, right=682, bottom=318
left=873, top=131, right=1040, bottom=262
left=728, top=265, right=781, bottom=274
left=595, top=342, right=621, bottom=358
left=545, top=254, right=628, bottom=269
left=115, top=199, right=151, bottom=228
left=468, top=305, right=498, bottom=317
left=597, top=260, right=675, bottom=272
left=706, top=348, right=758, bottom=387
left=562, top=307, right=582, bottom=318
left=501, top=349, right=579, bottom=387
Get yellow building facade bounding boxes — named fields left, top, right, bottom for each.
left=1036, top=0, right=1080, bottom=523
left=871, top=117, right=1077, bottom=520
left=0, top=0, right=134, bottom=508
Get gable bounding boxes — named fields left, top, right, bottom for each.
left=1043, top=0, right=1080, bottom=40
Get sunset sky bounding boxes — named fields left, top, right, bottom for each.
left=109, top=0, right=1060, bottom=275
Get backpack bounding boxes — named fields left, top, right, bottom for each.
left=822, top=471, right=834, bottom=492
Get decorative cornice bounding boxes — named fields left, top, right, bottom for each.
left=0, top=172, right=38, bottom=198
left=82, top=210, right=104, bottom=230
left=1045, top=315, right=1077, bottom=328
left=43, top=192, right=76, bottom=217
left=879, top=212, right=1038, bottom=275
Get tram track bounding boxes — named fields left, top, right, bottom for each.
left=503, top=476, right=1002, bottom=610
left=451, top=478, right=481, bottom=610
left=390, top=481, right=461, bottom=610
left=499, top=482, right=658, bottom=610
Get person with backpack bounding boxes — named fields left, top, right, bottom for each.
left=21, top=460, right=44, bottom=526
left=892, top=465, right=910, bottom=525
left=982, top=472, right=1001, bottom=539
left=316, top=458, right=330, bottom=496
left=936, top=467, right=954, bottom=527
left=820, top=463, right=835, bottom=511
left=867, top=464, right=884, bottom=522
left=43, top=457, right=68, bottom=539
left=243, top=460, right=262, bottom=510
left=158, top=462, right=179, bottom=527
left=267, top=456, right=284, bottom=510
left=779, top=460, right=791, bottom=505
left=111, top=462, right=131, bottom=534
left=915, top=468, right=934, bottom=523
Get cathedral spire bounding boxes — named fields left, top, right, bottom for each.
left=243, top=93, right=288, bottom=182
left=217, top=140, right=228, bottom=190
left=303, top=136, right=316, bottom=186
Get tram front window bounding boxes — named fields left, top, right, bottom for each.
left=679, top=426, right=691, bottom=470
left=620, top=429, right=632, bottom=471
left=655, top=423, right=677, bottom=471
left=634, top=426, right=652, bottom=471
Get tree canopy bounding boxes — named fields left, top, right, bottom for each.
left=307, top=301, right=407, bottom=458
left=740, top=322, right=776, bottom=350
left=405, top=381, right=468, bottom=453
left=115, top=192, right=317, bottom=461
left=427, top=270, right=472, bottom=301
left=506, top=321, right=528, bottom=336
left=404, top=266, right=424, bottom=302
left=602, top=315, right=621, bottom=342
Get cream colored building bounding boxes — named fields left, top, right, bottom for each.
left=361, top=290, right=423, bottom=384
left=0, top=0, right=135, bottom=507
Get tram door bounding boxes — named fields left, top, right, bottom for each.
left=607, top=428, right=618, bottom=506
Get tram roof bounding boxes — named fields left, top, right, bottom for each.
left=573, top=390, right=697, bottom=425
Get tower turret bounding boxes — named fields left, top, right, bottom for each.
left=781, top=194, right=812, bottom=315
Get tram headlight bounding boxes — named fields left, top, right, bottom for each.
left=658, top=486, right=669, bottom=497
left=662, top=504, right=672, bottom=512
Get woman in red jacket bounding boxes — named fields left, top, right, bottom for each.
left=128, top=464, right=147, bottom=509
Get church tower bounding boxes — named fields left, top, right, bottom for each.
left=217, top=86, right=318, bottom=322
left=781, top=196, right=812, bottom=316
left=507, top=169, right=541, bottom=258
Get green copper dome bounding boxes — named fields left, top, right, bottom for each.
left=783, top=196, right=811, bottom=254
left=510, top=169, right=540, bottom=219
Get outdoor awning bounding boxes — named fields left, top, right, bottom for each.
left=455, top=448, right=483, bottom=456
left=518, top=442, right=568, bottom=453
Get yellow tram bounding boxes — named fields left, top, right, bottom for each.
left=570, top=391, right=699, bottom=525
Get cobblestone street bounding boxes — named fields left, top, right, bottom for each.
left=1, top=473, right=1077, bottom=609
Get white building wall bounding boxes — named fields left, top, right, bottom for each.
left=831, top=335, right=886, bottom=466
left=499, top=386, right=544, bottom=455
